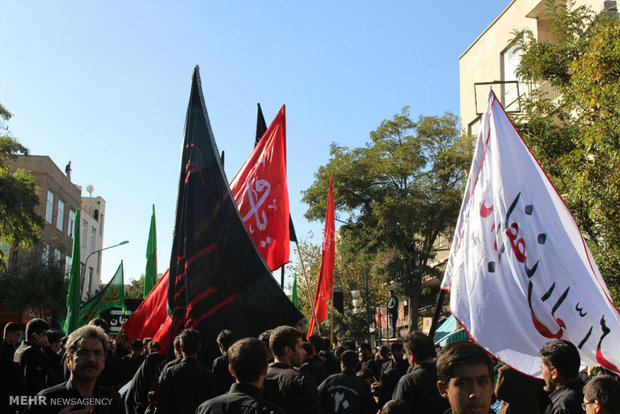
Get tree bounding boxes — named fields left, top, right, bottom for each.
left=302, top=108, right=471, bottom=328
left=0, top=103, right=45, bottom=270
left=512, top=0, right=620, bottom=303
left=125, top=275, right=145, bottom=300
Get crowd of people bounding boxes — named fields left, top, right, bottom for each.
left=1, top=317, right=619, bottom=414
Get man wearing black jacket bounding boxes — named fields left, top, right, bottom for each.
left=196, top=338, right=284, bottom=414
left=212, top=329, right=236, bottom=396
left=378, top=342, right=408, bottom=406
left=539, top=340, right=585, bottom=414
left=14, top=318, right=53, bottom=396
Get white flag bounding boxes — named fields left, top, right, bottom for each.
left=442, top=90, right=620, bottom=377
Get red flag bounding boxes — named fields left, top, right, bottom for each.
left=230, top=105, right=290, bottom=271
left=307, top=178, right=335, bottom=337
left=124, top=270, right=171, bottom=354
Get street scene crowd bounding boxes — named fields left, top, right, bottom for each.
left=2, top=316, right=619, bottom=414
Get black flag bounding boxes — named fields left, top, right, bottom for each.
left=255, top=103, right=298, bottom=243
left=168, top=67, right=303, bottom=362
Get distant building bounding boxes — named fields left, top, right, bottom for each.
left=6, top=155, right=106, bottom=300
left=459, top=0, right=616, bottom=136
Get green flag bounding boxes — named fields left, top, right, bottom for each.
left=144, top=204, right=157, bottom=298
left=291, top=272, right=298, bottom=308
left=65, top=208, right=81, bottom=335
left=78, top=261, right=126, bottom=326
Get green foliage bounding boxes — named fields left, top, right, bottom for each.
left=512, top=1, right=620, bottom=303
left=302, top=108, right=471, bottom=326
left=1, top=261, right=68, bottom=318
left=0, top=103, right=45, bottom=270
left=125, top=274, right=145, bottom=300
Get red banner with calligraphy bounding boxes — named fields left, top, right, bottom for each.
left=230, top=105, right=290, bottom=271
left=308, top=178, right=335, bottom=337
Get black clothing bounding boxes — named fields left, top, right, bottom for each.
left=14, top=341, right=54, bottom=396
left=0, top=340, right=18, bottom=361
left=319, top=351, right=340, bottom=377
left=43, top=347, right=64, bottom=386
left=100, top=350, right=126, bottom=390
left=392, top=362, right=449, bottom=414
left=388, top=296, right=399, bottom=337
left=24, top=380, right=124, bottom=414
left=300, top=356, right=328, bottom=386
left=121, top=354, right=145, bottom=383
left=495, top=364, right=547, bottom=414
left=360, top=357, right=380, bottom=379
left=263, top=361, right=320, bottom=414
left=212, top=354, right=235, bottom=396
left=317, top=370, right=377, bottom=414
left=443, top=410, right=495, bottom=414
left=156, top=356, right=215, bottom=414
left=124, top=353, right=164, bottom=414
left=196, top=383, right=285, bottom=414
left=1, top=357, right=26, bottom=414
left=378, top=358, right=409, bottom=406
left=544, top=380, right=585, bottom=414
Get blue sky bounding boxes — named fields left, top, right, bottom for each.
left=1, top=1, right=509, bottom=286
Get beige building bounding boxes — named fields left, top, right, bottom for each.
left=459, top=0, right=616, bottom=136
left=6, top=155, right=106, bottom=300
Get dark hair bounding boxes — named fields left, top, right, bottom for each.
left=302, top=342, right=313, bottom=357
left=357, top=367, right=376, bottom=383
left=147, top=340, right=160, bottom=353
left=47, top=330, right=63, bottom=345
left=403, top=331, right=435, bottom=360
left=216, top=329, right=236, bottom=350
left=381, top=400, right=411, bottom=414
left=228, top=338, right=268, bottom=384
left=341, top=350, right=359, bottom=371
left=66, top=325, right=109, bottom=357
left=389, top=342, right=403, bottom=354
left=360, top=342, right=372, bottom=353
left=436, top=341, right=494, bottom=384
left=343, top=340, right=356, bottom=350
left=539, top=340, right=580, bottom=379
left=88, top=317, right=109, bottom=332
left=173, top=335, right=182, bottom=355
left=335, top=345, right=346, bottom=359
left=259, top=330, right=272, bottom=345
left=131, top=339, right=144, bottom=350
left=269, top=326, right=302, bottom=357
left=379, top=345, right=390, bottom=357
left=322, top=337, right=331, bottom=351
left=583, top=376, right=620, bottom=413
left=308, top=335, right=323, bottom=353
left=3, top=322, right=22, bottom=336
left=179, top=329, right=202, bottom=356
left=25, top=318, right=49, bottom=341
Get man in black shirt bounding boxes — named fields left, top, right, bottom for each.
left=301, top=342, right=328, bottom=385
left=24, top=324, right=123, bottom=414
left=359, top=342, right=380, bottom=379
left=14, top=318, right=54, bottom=396
left=212, top=329, right=236, bottom=396
left=539, top=340, right=585, bottom=414
left=122, top=339, right=145, bottom=383
left=392, top=331, right=449, bottom=414
left=263, top=326, right=320, bottom=414
left=387, top=290, right=399, bottom=338
left=197, top=337, right=285, bottom=414
left=378, top=342, right=408, bottom=406
left=157, top=329, right=216, bottom=414
left=1, top=322, right=22, bottom=361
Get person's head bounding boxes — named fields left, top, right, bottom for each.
left=65, top=325, right=109, bottom=383
left=359, top=342, right=373, bottom=360
left=379, top=345, right=390, bottom=359
left=335, top=345, right=345, bottom=360
left=356, top=367, right=376, bottom=385
left=390, top=342, right=404, bottom=362
left=269, top=326, right=305, bottom=367
left=341, top=350, right=359, bottom=372
left=403, top=331, right=435, bottom=367
left=131, top=339, right=144, bottom=355
left=143, top=337, right=152, bottom=350
left=228, top=338, right=269, bottom=387
left=88, top=317, right=109, bottom=332
left=47, top=331, right=64, bottom=353
left=539, top=340, right=581, bottom=391
left=179, top=329, right=201, bottom=357
left=302, top=342, right=314, bottom=360
left=3, top=322, right=22, bottom=344
left=389, top=290, right=395, bottom=298
left=381, top=400, right=411, bottom=414
left=583, top=376, right=620, bottom=414
left=343, top=340, right=356, bottom=351
left=322, top=337, right=331, bottom=352
left=25, top=318, right=50, bottom=347
left=147, top=340, right=160, bottom=354
left=436, top=341, right=494, bottom=414
left=173, top=335, right=182, bottom=358
left=259, top=330, right=273, bottom=361
left=308, top=335, right=323, bottom=355
left=216, top=329, right=236, bottom=354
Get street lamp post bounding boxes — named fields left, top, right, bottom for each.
left=81, top=240, right=129, bottom=299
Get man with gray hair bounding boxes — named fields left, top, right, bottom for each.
left=25, top=325, right=123, bottom=413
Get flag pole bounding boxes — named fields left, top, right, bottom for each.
left=295, top=241, right=321, bottom=336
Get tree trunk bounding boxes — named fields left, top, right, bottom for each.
left=407, top=278, right=422, bottom=333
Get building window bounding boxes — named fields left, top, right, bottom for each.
left=81, top=220, right=87, bottom=247
left=45, top=191, right=54, bottom=223
left=501, top=41, right=522, bottom=108
left=57, top=200, right=65, bottom=231
left=68, top=210, right=76, bottom=238
left=90, top=227, right=96, bottom=251
left=54, top=248, right=61, bottom=264
left=65, top=255, right=72, bottom=277
left=42, top=243, right=50, bottom=264
left=468, top=116, right=482, bottom=138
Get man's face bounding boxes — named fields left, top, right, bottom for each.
left=6, top=330, right=21, bottom=344
left=67, top=337, right=105, bottom=382
left=582, top=398, right=598, bottom=414
left=540, top=358, right=557, bottom=392
left=437, top=363, right=493, bottom=414
left=32, top=329, right=50, bottom=347
left=287, top=337, right=306, bottom=367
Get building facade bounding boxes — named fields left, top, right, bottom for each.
left=459, top=0, right=616, bottom=136
left=6, top=155, right=106, bottom=300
